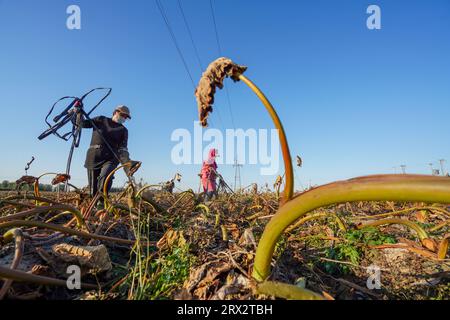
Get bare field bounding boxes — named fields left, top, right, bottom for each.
left=1, top=187, right=449, bottom=300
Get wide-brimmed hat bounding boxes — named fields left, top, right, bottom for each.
left=114, top=105, right=131, bottom=119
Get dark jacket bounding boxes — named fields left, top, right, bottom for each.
left=80, top=116, right=130, bottom=170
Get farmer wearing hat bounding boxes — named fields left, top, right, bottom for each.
left=75, top=105, right=139, bottom=202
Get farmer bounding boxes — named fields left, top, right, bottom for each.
left=74, top=105, right=139, bottom=203
left=201, top=148, right=219, bottom=201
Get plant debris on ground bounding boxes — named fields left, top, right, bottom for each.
left=1, top=186, right=449, bottom=300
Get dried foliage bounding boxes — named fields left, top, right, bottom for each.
left=195, top=57, right=247, bottom=127
left=1, top=185, right=449, bottom=300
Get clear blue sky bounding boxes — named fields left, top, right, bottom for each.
left=0, top=0, right=449, bottom=191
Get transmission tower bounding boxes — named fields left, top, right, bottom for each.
left=233, top=158, right=243, bottom=191
left=439, top=159, right=447, bottom=176
left=400, top=165, right=407, bottom=174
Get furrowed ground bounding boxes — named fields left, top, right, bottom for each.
left=0, top=189, right=449, bottom=300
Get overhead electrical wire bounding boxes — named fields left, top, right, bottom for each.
left=156, top=0, right=221, bottom=128
left=176, top=0, right=204, bottom=71
left=176, top=0, right=225, bottom=131
left=209, top=0, right=237, bottom=131
left=155, top=0, right=196, bottom=90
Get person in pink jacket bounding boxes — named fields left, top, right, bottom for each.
left=201, top=148, right=218, bottom=201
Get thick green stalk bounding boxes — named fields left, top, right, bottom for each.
left=238, top=75, right=294, bottom=203
left=252, top=174, right=450, bottom=281
left=256, top=281, right=325, bottom=300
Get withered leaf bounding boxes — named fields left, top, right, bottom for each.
left=51, top=174, right=71, bottom=185
left=195, top=57, right=247, bottom=127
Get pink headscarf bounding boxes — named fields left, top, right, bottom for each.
left=205, top=148, right=217, bottom=165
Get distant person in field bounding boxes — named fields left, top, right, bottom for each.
left=201, top=148, right=218, bottom=201
left=74, top=105, right=138, bottom=206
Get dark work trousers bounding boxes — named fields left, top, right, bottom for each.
left=87, top=161, right=118, bottom=198
left=204, top=191, right=217, bottom=201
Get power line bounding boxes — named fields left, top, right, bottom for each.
left=174, top=0, right=225, bottom=132
left=224, top=86, right=236, bottom=129
left=209, top=0, right=237, bottom=131
left=209, top=0, right=223, bottom=56
left=155, top=0, right=196, bottom=89
left=177, top=0, right=203, bottom=71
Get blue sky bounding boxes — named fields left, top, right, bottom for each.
left=0, top=0, right=449, bottom=191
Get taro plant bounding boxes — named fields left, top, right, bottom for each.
left=195, top=57, right=450, bottom=300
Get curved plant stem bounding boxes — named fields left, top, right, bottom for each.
left=252, top=174, right=450, bottom=281
left=167, top=190, right=195, bottom=211
left=0, top=204, right=85, bottom=229
left=356, top=206, right=450, bottom=220
left=3, top=195, right=59, bottom=205
left=139, top=194, right=166, bottom=214
left=430, top=220, right=450, bottom=232
left=65, top=193, right=101, bottom=229
left=136, top=184, right=164, bottom=198
left=196, top=204, right=210, bottom=216
left=285, top=212, right=347, bottom=234
left=45, top=211, right=78, bottom=224
left=357, top=218, right=429, bottom=241
left=103, top=162, right=135, bottom=207
left=256, top=281, right=325, bottom=300
left=33, top=173, right=58, bottom=198
left=238, top=74, right=294, bottom=204
left=0, top=200, right=35, bottom=209
left=0, top=229, right=24, bottom=300
left=0, top=265, right=97, bottom=289
left=0, top=220, right=154, bottom=246
left=107, top=203, right=141, bottom=218
left=83, top=192, right=102, bottom=220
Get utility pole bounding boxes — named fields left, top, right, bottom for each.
left=439, top=159, right=447, bottom=176
left=233, top=158, right=243, bottom=191
left=400, top=165, right=407, bottom=174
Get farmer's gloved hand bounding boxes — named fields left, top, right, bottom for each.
left=124, top=160, right=141, bottom=177
left=68, top=100, right=83, bottom=115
